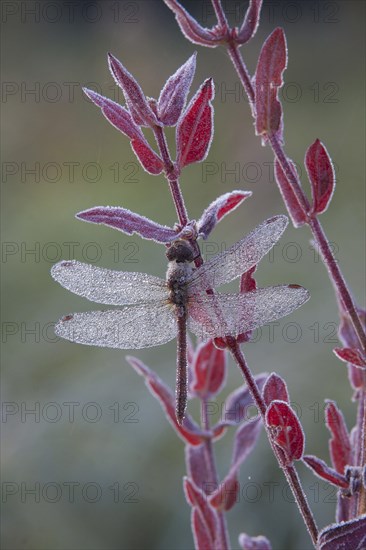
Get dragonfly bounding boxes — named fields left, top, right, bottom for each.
left=51, top=215, right=310, bottom=424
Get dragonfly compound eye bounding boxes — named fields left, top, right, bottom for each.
left=166, top=240, right=194, bottom=263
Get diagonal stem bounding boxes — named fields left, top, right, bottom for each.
left=226, top=42, right=366, bottom=354
left=228, top=339, right=319, bottom=548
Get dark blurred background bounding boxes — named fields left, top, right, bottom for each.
left=1, top=1, right=365, bottom=549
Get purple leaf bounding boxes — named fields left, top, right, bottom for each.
left=262, top=373, right=289, bottom=406
left=237, top=0, right=263, bottom=45
left=83, top=88, right=144, bottom=141
left=83, top=88, right=163, bottom=174
left=274, top=158, right=307, bottom=227
left=164, top=0, right=222, bottom=47
left=190, top=340, right=227, bottom=398
left=192, top=508, right=213, bottom=550
left=108, top=53, right=158, bottom=127
left=158, top=53, right=197, bottom=126
left=265, top=400, right=304, bottom=462
left=218, top=374, right=267, bottom=426
left=239, top=533, right=272, bottom=550
left=185, top=445, right=211, bottom=494
left=126, top=356, right=207, bottom=445
left=184, top=477, right=219, bottom=544
left=232, top=417, right=262, bottom=469
left=255, top=28, right=287, bottom=143
left=303, top=455, right=349, bottom=489
left=305, top=139, right=335, bottom=215
left=197, top=191, right=252, bottom=239
left=76, top=206, right=184, bottom=243
left=318, top=515, right=366, bottom=550
left=325, top=401, right=351, bottom=475
left=176, top=78, right=214, bottom=168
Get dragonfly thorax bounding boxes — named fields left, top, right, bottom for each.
left=166, top=260, right=193, bottom=315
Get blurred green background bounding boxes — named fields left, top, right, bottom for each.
left=1, top=1, right=365, bottom=549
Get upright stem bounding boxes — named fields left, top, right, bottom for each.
left=153, top=125, right=189, bottom=226
left=226, top=42, right=366, bottom=354
left=229, top=339, right=319, bottom=547
left=154, top=120, right=230, bottom=549
left=211, top=0, right=229, bottom=29
left=201, top=399, right=231, bottom=550
left=356, top=382, right=366, bottom=516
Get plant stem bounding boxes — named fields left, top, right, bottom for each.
left=308, top=217, right=366, bottom=354
left=155, top=119, right=230, bottom=548
left=356, top=383, right=366, bottom=516
left=226, top=42, right=366, bottom=354
left=211, top=0, right=229, bottom=30
left=153, top=125, right=189, bottom=226
left=201, top=398, right=230, bottom=550
left=228, top=339, right=319, bottom=547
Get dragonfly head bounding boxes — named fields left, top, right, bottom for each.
left=166, top=240, right=194, bottom=263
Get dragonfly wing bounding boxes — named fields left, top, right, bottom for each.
left=187, top=216, right=288, bottom=293
left=55, top=302, right=178, bottom=349
left=51, top=260, right=167, bottom=305
left=188, top=285, right=310, bottom=339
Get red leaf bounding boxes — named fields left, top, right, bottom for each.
left=318, top=515, right=366, bottom=550
left=176, top=78, right=214, bottom=168
left=239, top=266, right=257, bottom=294
left=255, top=28, right=287, bottom=143
left=334, top=347, right=366, bottom=369
left=209, top=473, right=239, bottom=512
left=191, top=340, right=227, bottom=397
left=184, top=478, right=219, bottom=543
left=76, top=206, right=183, bottom=243
left=164, top=0, right=222, bottom=47
left=274, top=159, right=307, bottom=227
left=338, top=308, right=366, bottom=389
left=83, top=88, right=143, bottom=141
left=237, top=0, right=263, bottom=45
left=303, top=455, right=349, bottom=489
left=262, top=373, right=289, bottom=406
left=325, top=401, right=351, bottom=474
left=197, top=191, right=252, bottom=240
left=108, top=53, right=158, bottom=127
left=305, top=139, right=335, bottom=215
left=235, top=266, right=258, bottom=343
left=126, top=356, right=206, bottom=445
left=158, top=53, right=196, bottom=126
left=130, top=138, right=164, bottom=175
left=265, top=400, right=304, bottom=462
left=239, top=533, right=272, bottom=550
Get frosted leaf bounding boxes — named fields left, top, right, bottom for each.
left=187, top=216, right=288, bottom=293
left=55, top=304, right=177, bottom=349
left=51, top=260, right=167, bottom=305
left=188, top=285, right=310, bottom=339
